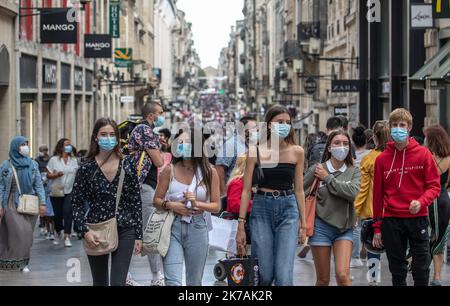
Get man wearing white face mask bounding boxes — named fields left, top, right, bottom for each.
left=303, top=130, right=361, bottom=286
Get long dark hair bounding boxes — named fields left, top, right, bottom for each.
left=86, top=118, right=122, bottom=161
left=323, top=130, right=354, bottom=167
left=53, top=138, right=70, bottom=157
left=264, top=105, right=296, bottom=145
left=172, top=128, right=213, bottom=198
left=424, top=125, right=450, bottom=158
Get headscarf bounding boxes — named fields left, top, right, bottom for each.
left=9, top=136, right=34, bottom=194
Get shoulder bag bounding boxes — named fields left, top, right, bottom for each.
left=305, top=177, right=319, bottom=237
left=50, top=158, right=66, bottom=198
left=11, top=164, right=40, bottom=216
left=142, top=164, right=175, bottom=257
left=83, top=162, right=125, bottom=256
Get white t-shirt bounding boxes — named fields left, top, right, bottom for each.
left=47, top=156, right=79, bottom=194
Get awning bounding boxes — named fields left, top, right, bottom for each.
left=430, top=57, right=450, bottom=81
left=410, top=40, right=450, bottom=81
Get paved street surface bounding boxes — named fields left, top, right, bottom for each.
left=0, top=229, right=449, bottom=286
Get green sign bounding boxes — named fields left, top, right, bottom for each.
left=110, top=2, right=120, bottom=38
left=114, top=48, right=132, bottom=67
left=219, top=89, right=225, bottom=95
left=433, top=0, right=450, bottom=19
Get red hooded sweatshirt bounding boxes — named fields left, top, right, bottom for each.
left=372, top=138, right=440, bottom=234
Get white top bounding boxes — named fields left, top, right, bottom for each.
left=354, top=149, right=371, bottom=168
left=326, top=160, right=348, bottom=173
left=47, top=156, right=79, bottom=194
left=168, top=177, right=208, bottom=203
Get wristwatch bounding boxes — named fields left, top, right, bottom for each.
left=238, top=217, right=246, bottom=224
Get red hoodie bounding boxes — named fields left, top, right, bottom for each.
left=372, top=138, right=440, bottom=234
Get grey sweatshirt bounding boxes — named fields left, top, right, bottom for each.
left=304, top=163, right=361, bottom=232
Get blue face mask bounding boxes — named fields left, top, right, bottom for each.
left=154, top=115, right=165, bottom=127
left=391, top=127, right=409, bottom=143
left=64, top=145, right=73, bottom=154
left=177, top=143, right=192, bottom=160
left=249, top=131, right=259, bottom=143
left=98, top=137, right=118, bottom=152
left=272, top=123, right=291, bottom=139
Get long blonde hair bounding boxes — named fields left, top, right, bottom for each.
left=227, top=154, right=247, bottom=186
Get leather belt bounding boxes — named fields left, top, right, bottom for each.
left=256, top=190, right=294, bottom=199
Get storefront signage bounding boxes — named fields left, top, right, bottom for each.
left=40, top=8, right=78, bottom=44
left=120, top=96, right=135, bottom=103
left=433, top=0, right=450, bottom=19
left=334, top=106, right=348, bottom=117
left=411, top=4, right=434, bottom=29
left=304, top=77, right=317, bottom=95
left=84, top=35, right=112, bottom=58
left=114, top=48, right=133, bottom=67
left=331, top=80, right=361, bottom=93
left=110, top=1, right=120, bottom=38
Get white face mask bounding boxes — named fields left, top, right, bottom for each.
left=20, top=145, right=30, bottom=157
left=330, top=146, right=350, bottom=162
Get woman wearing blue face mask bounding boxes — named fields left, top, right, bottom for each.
left=47, top=138, right=79, bottom=247
left=153, top=128, right=221, bottom=286
left=303, top=130, right=361, bottom=286
left=71, top=118, right=143, bottom=286
left=236, top=105, right=307, bottom=286
left=0, top=136, right=46, bottom=272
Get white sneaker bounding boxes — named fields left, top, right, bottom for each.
left=49, top=234, right=55, bottom=241
left=64, top=238, right=72, bottom=247
left=45, top=233, right=51, bottom=240
left=150, top=278, right=165, bottom=286
left=21, top=266, right=30, bottom=273
left=350, top=258, right=364, bottom=268
left=71, top=233, right=77, bottom=238
left=125, top=273, right=143, bottom=286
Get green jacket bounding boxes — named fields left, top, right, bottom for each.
left=304, top=163, right=361, bottom=232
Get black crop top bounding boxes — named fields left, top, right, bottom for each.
left=258, top=163, right=296, bottom=190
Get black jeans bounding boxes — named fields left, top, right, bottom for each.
left=382, top=217, right=431, bottom=286
left=51, top=194, right=73, bottom=235
left=87, top=227, right=137, bottom=286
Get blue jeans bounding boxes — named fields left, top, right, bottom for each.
left=163, top=215, right=209, bottom=286
left=352, top=220, right=361, bottom=259
left=250, top=193, right=299, bottom=286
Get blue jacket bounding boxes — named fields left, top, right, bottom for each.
left=0, top=160, right=46, bottom=209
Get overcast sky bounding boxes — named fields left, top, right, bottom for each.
left=176, top=0, right=244, bottom=69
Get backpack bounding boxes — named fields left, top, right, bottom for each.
left=118, top=119, right=142, bottom=155
left=308, top=141, right=326, bottom=168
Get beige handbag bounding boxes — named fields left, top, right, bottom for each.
left=51, top=183, right=65, bottom=197
left=11, top=165, right=40, bottom=216
left=83, top=165, right=125, bottom=256
left=142, top=164, right=175, bottom=257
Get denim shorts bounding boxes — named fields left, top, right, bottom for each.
left=309, top=217, right=354, bottom=247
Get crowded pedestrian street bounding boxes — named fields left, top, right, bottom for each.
left=2, top=228, right=448, bottom=286
left=1, top=0, right=450, bottom=290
